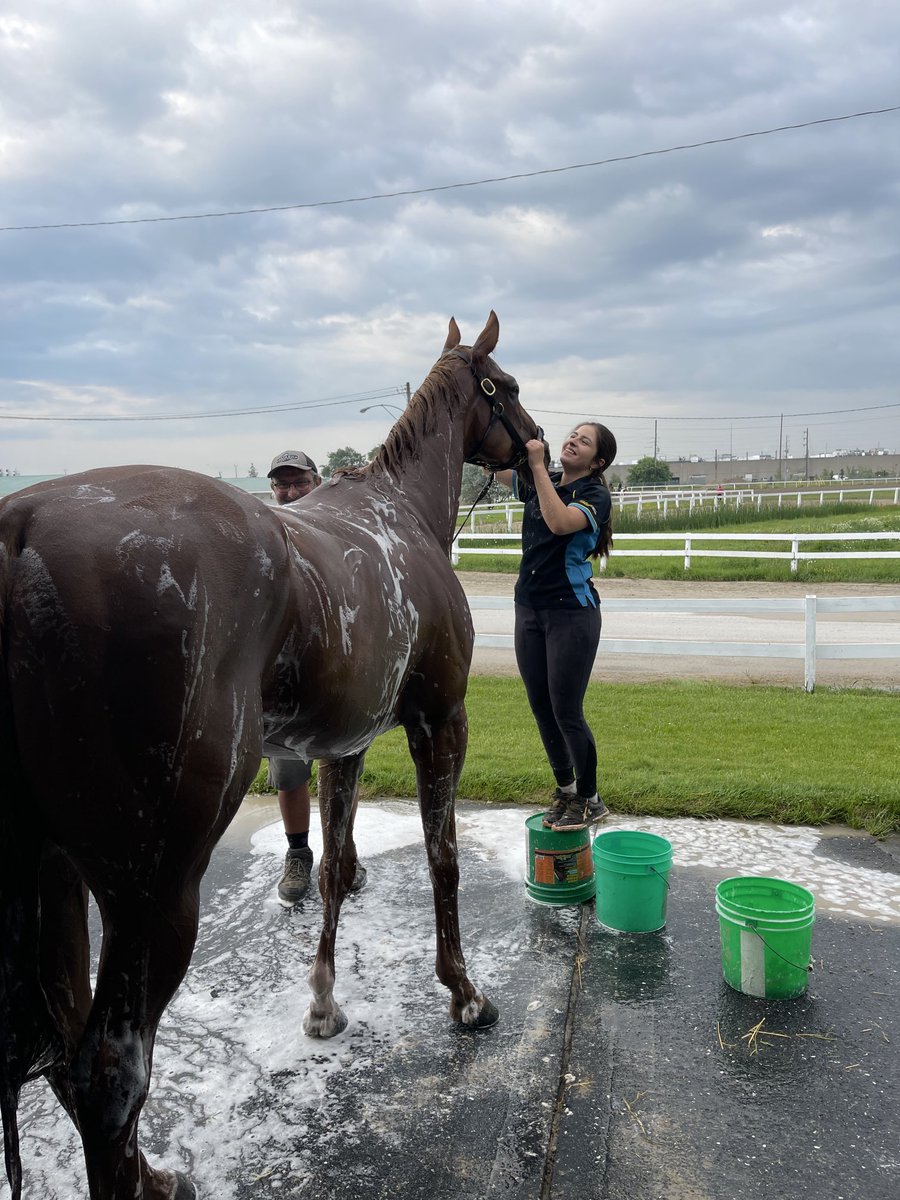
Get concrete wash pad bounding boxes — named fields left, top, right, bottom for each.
left=5, top=800, right=898, bottom=1200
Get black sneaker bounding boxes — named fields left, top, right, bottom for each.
left=277, top=846, right=313, bottom=905
left=551, top=796, right=609, bottom=832
left=542, top=787, right=576, bottom=828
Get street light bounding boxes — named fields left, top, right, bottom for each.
left=360, top=403, right=405, bottom=418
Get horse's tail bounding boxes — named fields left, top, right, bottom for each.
left=0, top=519, right=61, bottom=1200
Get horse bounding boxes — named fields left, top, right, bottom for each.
left=0, top=312, right=542, bottom=1199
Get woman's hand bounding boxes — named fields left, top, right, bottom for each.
left=526, top=439, right=548, bottom=471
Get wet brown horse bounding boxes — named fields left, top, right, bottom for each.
left=0, top=313, right=542, bottom=1199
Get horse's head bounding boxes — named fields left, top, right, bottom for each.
left=443, top=312, right=547, bottom=483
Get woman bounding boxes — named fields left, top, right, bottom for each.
left=496, top=422, right=617, bottom=831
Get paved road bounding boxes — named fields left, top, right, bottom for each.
left=458, top=574, right=900, bottom=687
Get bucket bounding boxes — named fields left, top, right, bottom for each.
left=715, top=876, right=815, bottom=999
left=592, top=830, right=673, bottom=933
left=524, top=814, right=595, bottom=905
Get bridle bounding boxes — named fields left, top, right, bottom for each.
left=445, top=349, right=542, bottom=472
left=446, top=348, right=544, bottom=544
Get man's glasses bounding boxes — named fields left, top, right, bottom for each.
left=272, top=480, right=313, bottom=493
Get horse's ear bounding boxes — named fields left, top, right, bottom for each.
left=443, top=317, right=461, bottom=353
left=471, top=311, right=499, bottom=363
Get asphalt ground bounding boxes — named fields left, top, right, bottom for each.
left=9, top=798, right=896, bottom=1200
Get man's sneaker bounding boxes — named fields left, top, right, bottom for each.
left=277, top=846, right=313, bottom=905
left=542, top=787, right=576, bottom=828
left=551, top=795, right=609, bottom=832
left=349, top=863, right=368, bottom=893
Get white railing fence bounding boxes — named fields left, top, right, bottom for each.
left=455, top=483, right=900, bottom=530
left=468, top=595, right=900, bottom=693
left=451, top=530, right=900, bottom=572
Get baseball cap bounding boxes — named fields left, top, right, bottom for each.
left=267, top=450, right=318, bottom=478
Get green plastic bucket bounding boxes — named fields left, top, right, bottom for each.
left=716, top=876, right=815, bottom=999
left=524, top=814, right=595, bottom=905
left=592, top=830, right=673, bottom=933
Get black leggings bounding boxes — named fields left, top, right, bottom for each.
left=514, top=603, right=601, bottom=798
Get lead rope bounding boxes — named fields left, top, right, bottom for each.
left=452, top=471, right=496, bottom=544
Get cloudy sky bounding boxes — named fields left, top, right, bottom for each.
left=2, top=0, right=899, bottom=479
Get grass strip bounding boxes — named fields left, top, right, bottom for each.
left=251, top=677, right=900, bottom=836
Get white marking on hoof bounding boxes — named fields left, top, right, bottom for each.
left=458, top=992, right=484, bottom=1026
left=302, top=1003, right=349, bottom=1039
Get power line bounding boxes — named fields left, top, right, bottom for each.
left=2, top=105, right=898, bottom=233
left=531, top=399, right=900, bottom=423
left=0, top=386, right=404, bottom=422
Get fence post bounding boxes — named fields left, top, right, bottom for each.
left=684, top=535, right=692, bottom=570
left=797, top=492, right=802, bottom=508
left=450, top=542, right=460, bottom=566
left=506, top=504, right=513, bottom=533
left=791, top=537, right=799, bottom=572
left=804, top=595, right=817, bottom=692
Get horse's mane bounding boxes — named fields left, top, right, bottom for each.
left=332, top=358, right=461, bottom=484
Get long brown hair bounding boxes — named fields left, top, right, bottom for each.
left=576, top=421, right=617, bottom=560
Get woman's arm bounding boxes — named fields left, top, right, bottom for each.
left=525, top=441, right=590, bottom=535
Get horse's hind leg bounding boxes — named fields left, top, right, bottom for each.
left=405, top=711, right=499, bottom=1029
left=303, top=753, right=364, bottom=1039
left=67, top=868, right=204, bottom=1200
left=36, top=849, right=193, bottom=1199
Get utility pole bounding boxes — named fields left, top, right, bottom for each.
left=653, top=419, right=658, bottom=460
left=804, top=428, right=809, bottom=480
left=777, top=414, right=784, bottom=481
left=405, top=382, right=411, bottom=406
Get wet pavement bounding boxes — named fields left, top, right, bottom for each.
left=6, top=800, right=899, bottom=1200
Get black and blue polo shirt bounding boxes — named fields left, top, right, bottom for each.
left=512, top=471, right=611, bottom=609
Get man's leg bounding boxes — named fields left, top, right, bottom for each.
left=269, top=759, right=314, bottom=905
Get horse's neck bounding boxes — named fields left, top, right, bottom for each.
left=372, top=367, right=470, bottom=550
left=388, top=424, right=466, bottom=551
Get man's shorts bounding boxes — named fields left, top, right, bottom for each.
left=267, top=755, right=313, bottom=791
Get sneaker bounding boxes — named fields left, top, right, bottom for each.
left=542, top=787, right=576, bottom=828
left=349, top=862, right=368, bottom=893
left=550, top=795, right=609, bottom=832
left=277, top=846, right=313, bottom=905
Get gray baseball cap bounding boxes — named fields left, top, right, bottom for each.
left=267, top=450, right=318, bottom=477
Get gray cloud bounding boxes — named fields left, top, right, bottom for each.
left=1, top=0, right=899, bottom=476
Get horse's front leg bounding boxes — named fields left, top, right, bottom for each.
left=405, top=710, right=499, bottom=1030
left=302, top=753, right=364, bottom=1039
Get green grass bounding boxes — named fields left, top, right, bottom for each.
left=251, top=677, right=900, bottom=836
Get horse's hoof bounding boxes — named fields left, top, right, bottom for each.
left=303, top=1004, right=349, bottom=1039
left=452, top=993, right=500, bottom=1030
left=174, top=1171, right=199, bottom=1199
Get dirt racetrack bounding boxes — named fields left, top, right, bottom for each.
left=458, top=572, right=900, bottom=688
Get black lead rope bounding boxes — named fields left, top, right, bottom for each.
left=452, top=471, right=496, bottom=544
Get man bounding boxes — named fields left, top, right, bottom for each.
left=266, top=450, right=368, bottom=904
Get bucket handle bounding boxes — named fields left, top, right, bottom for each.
left=648, top=864, right=670, bottom=889
left=748, top=920, right=813, bottom=974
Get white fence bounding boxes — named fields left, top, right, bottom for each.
left=459, top=483, right=900, bottom=529
left=468, top=595, right=900, bottom=692
left=451, top=530, right=900, bottom=572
